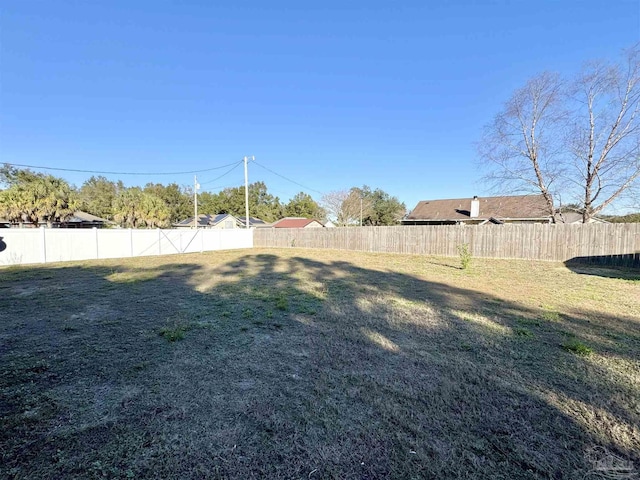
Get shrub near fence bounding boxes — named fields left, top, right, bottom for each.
left=254, top=224, right=640, bottom=267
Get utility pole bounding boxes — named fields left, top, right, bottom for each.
left=360, top=196, right=363, bottom=227
left=194, top=175, right=199, bottom=229
left=244, top=156, right=251, bottom=228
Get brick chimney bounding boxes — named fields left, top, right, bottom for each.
left=470, top=196, right=480, bottom=218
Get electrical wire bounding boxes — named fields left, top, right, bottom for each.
left=2, top=161, right=242, bottom=176
left=4, top=159, right=325, bottom=198
left=199, top=184, right=237, bottom=191
left=198, top=161, right=243, bottom=186
left=251, top=159, right=324, bottom=196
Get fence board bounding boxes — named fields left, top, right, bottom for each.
left=254, top=224, right=640, bottom=266
left=0, top=228, right=253, bottom=266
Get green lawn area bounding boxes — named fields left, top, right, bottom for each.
left=1, top=248, right=638, bottom=479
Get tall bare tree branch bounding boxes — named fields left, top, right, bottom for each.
left=477, top=72, right=565, bottom=218
left=569, top=45, right=640, bottom=221
left=478, top=45, right=640, bottom=222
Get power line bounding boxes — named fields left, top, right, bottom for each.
left=199, top=161, right=243, bottom=186
left=251, top=159, right=324, bottom=196
left=199, top=183, right=237, bottom=191
left=4, top=159, right=327, bottom=197
left=2, top=161, right=241, bottom=176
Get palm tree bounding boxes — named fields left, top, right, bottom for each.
left=1, top=173, right=77, bottom=227
left=113, top=188, right=144, bottom=228
left=140, top=192, right=170, bottom=228
left=0, top=188, right=27, bottom=225
left=32, top=176, right=78, bottom=227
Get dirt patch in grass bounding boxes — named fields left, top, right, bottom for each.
left=1, top=249, right=638, bottom=479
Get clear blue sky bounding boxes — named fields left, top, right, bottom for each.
left=1, top=1, right=639, bottom=211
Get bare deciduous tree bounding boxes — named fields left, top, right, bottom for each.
left=321, top=189, right=374, bottom=226
left=322, top=190, right=364, bottom=226
left=478, top=45, right=640, bottom=222
left=568, top=46, right=640, bottom=222
left=321, top=190, right=349, bottom=225
left=342, top=188, right=374, bottom=226
left=478, top=72, right=565, bottom=218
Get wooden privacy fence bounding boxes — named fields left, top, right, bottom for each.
left=254, top=223, right=640, bottom=266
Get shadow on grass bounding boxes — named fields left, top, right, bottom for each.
left=0, top=252, right=638, bottom=479
left=422, top=257, right=464, bottom=270
left=565, top=255, right=640, bottom=279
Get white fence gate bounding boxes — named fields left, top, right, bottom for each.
left=0, top=228, right=253, bottom=266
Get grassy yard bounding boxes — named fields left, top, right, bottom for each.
left=1, top=248, right=638, bottom=479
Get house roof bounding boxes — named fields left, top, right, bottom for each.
left=236, top=216, right=271, bottom=227
left=558, top=211, right=609, bottom=224
left=272, top=217, right=322, bottom=228
left=174, top=213, right=236, bottom=227
left=0, top=211, right=112, bottom=225
left=406, top=195, right=551, bottom=222
left=67, top=211, right=113, bottom=223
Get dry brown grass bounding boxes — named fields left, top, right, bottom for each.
left=1, top=248, right=638, bottom=479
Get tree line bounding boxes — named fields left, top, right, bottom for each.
left=0, top=165, right=406, bottom=227
left=321, top=187, right=406, bottom=226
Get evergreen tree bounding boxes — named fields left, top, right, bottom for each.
left=79, top=176, right=120, bottom=220
left=285, top=192, right=325, bottom=220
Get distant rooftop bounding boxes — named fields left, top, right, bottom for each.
left=406, top=195, right=551, bottom=222
left=272, top=217, right=322, bottom=228
left=237, top=216, right=271, bottom=227
left=174, top=213, right=234, bottom=227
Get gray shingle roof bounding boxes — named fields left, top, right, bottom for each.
left=174, top=213, right=237, bottom=227
left=406, top=195, right=551, bottom=221
left=237, top=216, right=270, bottom=226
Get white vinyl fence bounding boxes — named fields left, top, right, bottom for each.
left=0, top=228, right=253, bottom=266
